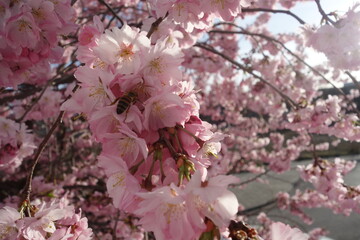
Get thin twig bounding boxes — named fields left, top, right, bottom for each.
left=314, top=0, right=336, bottom=25
left=22, top=111, right=66, bottom=204
left=345, top=71, right=360, bottom=93
left=194, top=42, right=298, bottom=110
left=98, top=0, right=124, bottom=26
left=242, top=8, right=306, bottom=25
left=237, top=169, right=269, bottom=186
left=0, top=87, right=41, bottom=106
left=146, top=12, right=168, bottom=38
left=63, top=184, right=106, bottom=192
left=237, top=199, right=277, bottom=216
left=112, top=210, right=120, bottom=240
left=21, top=85, right=79, bottom=206
left=105, top=14, right=117, bottom=29
left=16, top=82, right=51, bottom=123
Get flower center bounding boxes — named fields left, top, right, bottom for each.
left=118, top=43, right=134, bottom=61
left=17, top=19, right=30, bottom=32
left=149, top=57, right=163, bottom=74
left=212, top=0, right=225, bottom=9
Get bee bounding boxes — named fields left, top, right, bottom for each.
left=112, top=80, right=150, bottom=115
left=115, top=91, right=138, bottom=114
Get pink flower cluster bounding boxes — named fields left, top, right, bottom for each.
left=283, top=95, right=360, bottom=142
left=257, top=212, right=323, bottom=240
left=306, top=6, right=360, bottom=70
left=0, top=116, right=35, bottom=174
left=149, top=0, right=253, bottom=29
left=62, top=23, right=240, bottom=239
left=14, top=88, right=64, bottom=121
left=0, top=199, right=92, bottom=239
left=139, top=0, right=254, bottom=49
left=271, top=221, right=309, bottom=240
left=298, top=158, right=360, bottom=215
left=0, top=0, right=76, bottom=88
left=275, top=159, right=360, bottom=225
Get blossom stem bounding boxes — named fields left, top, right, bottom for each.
left=177, top=125, right=202, bottom=142
left=172, top=129, right=186, bottom=154
left=159, top=129, right=178, bottom=159
left=129, top=159, right=145, bottom=175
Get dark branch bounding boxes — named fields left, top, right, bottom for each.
left=98, top=0, right=124, bottom=26
left=146, top=13, right=168, bottom=38
left=22, top=110, right=66, bottom=204
left=16, top=83, right=50, bottom=123
left=236, top=169, right=270, bottom=186
left=242, top=8, right=306, bottom=25
left=345, top=71, right=360, bottom=93
left=194, top=42, right=299, bottom=110
left=314, top=0, right=336, bottom=25
left=21, top=85, right=79, bottom=205
left=237, top=199, right=277, bottom=216
left=0, top=87, right=41, bottom=106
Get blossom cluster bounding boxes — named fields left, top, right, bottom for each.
left=1, top=0, right=359, bottom=239
left=149, top=0, right=253, bottom=30
left=306, top=6, right=360, bottom=70
left=62, top=22, right=241, bottom=239
left=0, top=116, right=35, bottom=174
left=273, top=158, right=359, bottom=227
left=282, top=95, right=360, bottom=142
left=298, top=158, right=360, bottom=215
left=0, top=199, right=92, bottom=239
left=256, top=212, right=323, bottom=240
left=0, top=0, right=76, bottom=88
left=13, top=88, right=64, bottom=121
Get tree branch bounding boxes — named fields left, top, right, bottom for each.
left=16, top=83, right=50, bottom=123
left=194, top=42, right=299, bottom=110
left=146, top=13, right=168, bottom=38
left=21, top=85, right=79, bottom=208
left=98, top=0, right=124, bottom=26
left=345, top=71, right=360, bottom=93
left=314, top=0, right=336, bottom=25
left=22, top=110, right=66, bottom=206
left=236, top=169, right=270, bottom=186
left=242, top=8, right=306, bottom=25
left=237, top=199, right=277, bottom=216
left=209, top=28, right=360, bottom=117
left=0, top=86, right=42, bottom=106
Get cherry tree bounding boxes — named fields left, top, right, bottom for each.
left=0, top=0, right=360, bottom=239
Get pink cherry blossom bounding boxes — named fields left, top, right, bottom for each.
left=135, top=184, right=204, bottom=240
left=93, top=25, right=150, bottom=74
left=271, top=222, right=309, bottom=240
left=143, top=91, right=190, bottom=131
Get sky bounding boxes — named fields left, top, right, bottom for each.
left=244, top=1, right=360, bottom=73
left=268, top=0, right=359, bottom=33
